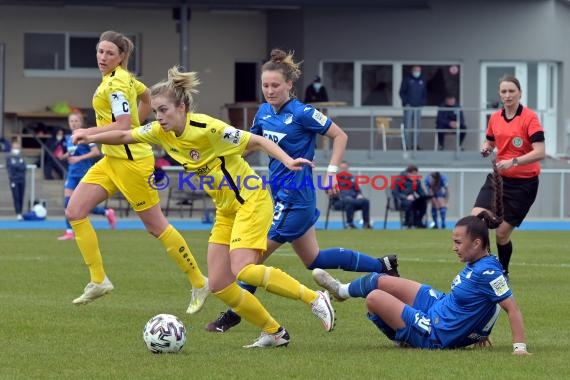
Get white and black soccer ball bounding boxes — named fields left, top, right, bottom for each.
left=143, top=314, right=187, bottom=354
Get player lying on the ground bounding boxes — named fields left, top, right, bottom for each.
left=313, top=215, right=530, bottom=355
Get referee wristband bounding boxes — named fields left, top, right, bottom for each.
left=327, top=165, right=339, bottom=173
left=513, top=343, right=527, bottom=352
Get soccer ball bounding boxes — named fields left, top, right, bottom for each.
left=143, top=314, right=187, bottom=354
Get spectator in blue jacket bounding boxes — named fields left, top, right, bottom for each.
left=436, top=95, right=466, bottom=151
left=336, top=162, right=372, bottom=229
left=6, top=138, right=27, bottom=220
left=399, top=65, right=427, bottom=150
left=392, top=165, right=428, bottom=228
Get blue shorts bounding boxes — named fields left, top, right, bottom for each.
left=64, top=176, right=83, bottom=191
left=368, top=284, right=445, bottom=349
left=268, top=199, right=320, bottom=244
left=432, top=189, right=446, bottom=199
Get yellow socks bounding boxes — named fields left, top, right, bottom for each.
left=237, top=264, right=318, bottom=305
left=70, top=218, right=105, bottom=283
left=215, top=282, right=280, bottom=333
left=158, top=225, right=205, bottom=288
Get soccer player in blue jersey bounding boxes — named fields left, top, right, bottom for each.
left=313, top=215, right=530, bottom=354
left=425, top=171, right=449, bottom=229
left=58, top=111, right=116, bottom=241
left=205, top=48, right=398, bottom=332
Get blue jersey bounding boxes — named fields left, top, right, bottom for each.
left=425, top=173, right=448, bottom=198
left=429, top=255, right=510, bottom=348
left=65, top=135, right=98, bottom=178
left=251, top=99, right=332, bottom=205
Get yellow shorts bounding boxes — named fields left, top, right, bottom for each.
left=209, top=189, right=273, bottom=253
left=81, top=155, right=160, bottom=212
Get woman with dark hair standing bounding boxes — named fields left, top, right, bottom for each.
left=472, top=74, right=545, bottom=278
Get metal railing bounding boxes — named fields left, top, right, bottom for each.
left=323, top=105, right=552, bottom=158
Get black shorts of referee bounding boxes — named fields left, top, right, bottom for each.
left=474, top=174, right=539, bottom=227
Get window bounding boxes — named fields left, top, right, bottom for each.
left=361, top=64, right=393, bottom=106
left=323, top=62, right=354, bottom=106
left=401, top=64, right=461, bottom=106
left=24, top=32, right=141, bottom=77
left=321, top=61, right=462, bottom=108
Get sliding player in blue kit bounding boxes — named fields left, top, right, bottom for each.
left=313, top=215, right=530, bottom=355
left=206, top=48, right=399, bottom=332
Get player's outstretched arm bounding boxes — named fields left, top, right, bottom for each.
left=73, top=128, right=135, bottom=146
left=499, top=297, right=531, bottom=355
left=246, top=134, right=313, bottom=171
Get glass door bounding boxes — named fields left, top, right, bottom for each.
left=537, top=63, right=557, bottom=156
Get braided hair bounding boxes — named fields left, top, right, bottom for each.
left=477, top=159, right=504, bottom=230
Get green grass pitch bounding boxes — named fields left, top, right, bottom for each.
left=0, top=229, right=569, bottom=379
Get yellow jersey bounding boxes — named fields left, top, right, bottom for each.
left=92, top=66, right=153, bottom=160
left=132, top=113, right=263, bottom=211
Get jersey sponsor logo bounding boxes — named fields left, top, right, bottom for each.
left=451, top=274, right=461, bottom=289
left=189, top=149, right=200, bottom=161
left=482, top=270, right=495, bottom=275
left=222, top=127, right=242, bottom=145
left=140, top=123, right=153, bottom=134
left=512, top=136, right=523, bottom=148
left=262, top=115, right=272, bottom=120
left=489, top=275, right=509, bottom=296
left=312, top=109, right=327, bottom=126
left=284, top=114, right=293, bottom=125
left=263, top=131, right=287, bottom=144
left=195, top=165, right=210, bottom=176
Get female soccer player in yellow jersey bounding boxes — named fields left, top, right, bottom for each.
left=65, top=31, right=209, bottom=314
left=73, top=66, right=336, bottom=348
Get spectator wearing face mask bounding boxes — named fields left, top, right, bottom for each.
left=6, top=138, right=27, bottom=220
left=399, top=65, right=427, bottom=150
left=304, top=75, right=329, bottom=103
left=43, top=127, right=67, bottom=180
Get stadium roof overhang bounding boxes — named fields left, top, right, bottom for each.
left=0, top=0, right=431, bottom=10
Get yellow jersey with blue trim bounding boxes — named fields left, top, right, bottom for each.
left=132, top=113, right=263, bottom=211
left=92, top=66, right=153, bottom=160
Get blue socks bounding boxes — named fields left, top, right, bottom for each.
left=307, top=248, right=382, bottom=272
left=431, top=207, right=438, bottom=225
left=227, top=248, right=384, bottom=317
left=439, top=207, right=447, bottom=228
left=348, top=272, right=383, bottom=298
left=64, top=196, right=72, bottom=230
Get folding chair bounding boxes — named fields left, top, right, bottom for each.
left=324, top=195, right=346, bottom=230
left=383, top=189, right=405, bottom=229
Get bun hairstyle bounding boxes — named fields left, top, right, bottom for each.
left=261, top=48, right=302, bottom=96
left=477, top=160, right=504, bottom=229
left=150, top=66, right=200, bottom=112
